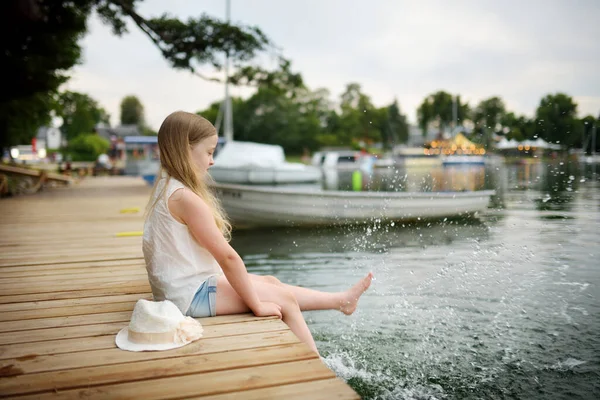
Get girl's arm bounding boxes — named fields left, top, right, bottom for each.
left=169, top=188, right=281, bottom=318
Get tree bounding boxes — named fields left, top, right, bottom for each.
left=0, top=0, right=273, bottom=149
left=472, top=97, right=506, bottom=148
left=198, top=61, right=325, bottom=154
left=472, top=97, right=506, bottom=133
left=57, top=91, right=110, bottom=141
left=120, top=95, right=144, bottom=126
left=337, top=83, right=380, bottom=145
left=65, top=133, right=110, bottom=161
left=581, top=115, right=599, bottom=153
left=535, top=93, right=579, bottom=146
left=417, top=91, right=469, bottom=137
left=377, top=100, right=409, bottom=148
left=0, top=0, right=89, bottom=149
left=501, top=112, right=526, bottom=142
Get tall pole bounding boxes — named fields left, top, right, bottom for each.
left=452, top=95, right=458, bottom=135
left=223, top=0, right=233, bottom=142
left=592, top=113, right=598, bottom=157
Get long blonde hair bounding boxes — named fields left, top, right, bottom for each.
left=146, top=111, right=231, bottom=240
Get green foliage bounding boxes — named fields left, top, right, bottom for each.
left=501, top=112, right=536, bottom=142
left=472, top=97, right=506, bottom=132
left=57, top=91, right=110, bottom=140
left=336, top=83, right=381, bottom=145
left=198, top=67, right=410, bottom=154
left=580, top=115, right=599, bottom=153
left=417, top=91, right=469, bottom=136
left=120, top=95, right=145, bottom=125
left=199, top=62, right=326, bottom=154
left=379, top=100, right=409, bottom=148
left=470, top=97, right=506, bottom=148
left=0, top=0, right=89, bottom=149
left=0, top=0, right=272, bottom=150
left=0, top=92, right=56, bottom=149
left=141, top=126, right=158, bottom=136
left=535, top=93, right=580, bottom=147
left=65, top=133, right=110, bottom=161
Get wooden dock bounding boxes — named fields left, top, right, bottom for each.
left=0, top=176, right=359, bottom=399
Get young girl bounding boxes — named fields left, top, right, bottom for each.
left=143, top=111, right=373, bottom=355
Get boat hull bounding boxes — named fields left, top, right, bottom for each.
left=214, top=183, right=495, bottom=228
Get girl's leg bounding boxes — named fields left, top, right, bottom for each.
left=215, top=276, right=319, bottom=355
left=251, top=272, right=373, bottom=315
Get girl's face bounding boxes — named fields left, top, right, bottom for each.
left=190, top=134, right=218, bottom=177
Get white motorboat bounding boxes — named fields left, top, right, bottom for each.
left=214, top=183, right=495, bottom=228
left=210, top=141, right=322, bottom=184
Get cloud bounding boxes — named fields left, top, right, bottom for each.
left=66, top=0, right=600, bottom=129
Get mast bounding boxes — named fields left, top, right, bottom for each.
left=592, top=112, right=598, bottom=157
left=452, top=95, right=458, bottom=135
left=223, top=0, right=234, bottom=142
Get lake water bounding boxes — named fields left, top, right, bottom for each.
left=231, top=161, right=599, bottom=400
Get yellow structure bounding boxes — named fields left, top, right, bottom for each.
left=426, top=133, right=486, bottom=156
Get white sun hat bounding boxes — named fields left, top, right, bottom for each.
left=116, top=299, right=203, bottom=352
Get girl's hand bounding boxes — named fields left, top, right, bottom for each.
left=253, top=301, right=282, bottom=319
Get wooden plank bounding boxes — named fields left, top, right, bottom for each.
left=0, top=270, right=147, bottom=285
left=0, top=284, right=150, bottom=304
left=0, top=277, right=150, bottom=303
left=195, top=378, right=360, bottom=400
left=0, top=259, right=144, bottom=273
left=0, top=264, right=145, bottom=279
left=0, top=343, right=316, bottom=396
left=0, top=316, right=280, bottom=360
left=0, top=301, right=138, bottom=322
left=0, top=164, right=75, bottom=184
left=0, top=314, right=277, bottom=344
left=13, top=359, right=331, bottom=400
left=1, top=330, right=298, bottom=375
left=0, top=246, right=141, bottom=261
left=0, top=253, right=144, bottom=268
left=0, top=247, right=142, bottom=261
left=0, top=293, right=147, bottom=313
left=0, top=322, right=125, bottom=345
left=0, top=298, right=280, bottom=329
left=0, top=240, right=143, bottom=255
left=0, top=163, right=41, bottom=177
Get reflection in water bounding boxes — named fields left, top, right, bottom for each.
left=319, top=160, right=592, bottom=213
left=232, top=218, right=491, bottom=263
left=325, top=165, right=490, bottom=193
left=536, top=162, right=581, bottom=211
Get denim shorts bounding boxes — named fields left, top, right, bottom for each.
left=186, top=276, right=218, bottom=318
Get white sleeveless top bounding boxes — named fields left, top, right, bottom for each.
left=142, top=175, right=223, bottom=313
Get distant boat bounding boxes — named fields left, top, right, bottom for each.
left=214, top=183, right=495, bottom=228
left=377, top=146, right=442, bottom=168
left=582, top=154, right=600, bottom=164
left=311, top=150, right=366, bottom=171
left=442, top=155, right=486, bottom=166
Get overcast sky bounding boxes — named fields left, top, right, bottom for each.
left=65, top=0, right=600, bottom=130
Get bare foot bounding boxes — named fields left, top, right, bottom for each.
left=339, top=272, right=373, bottom=315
